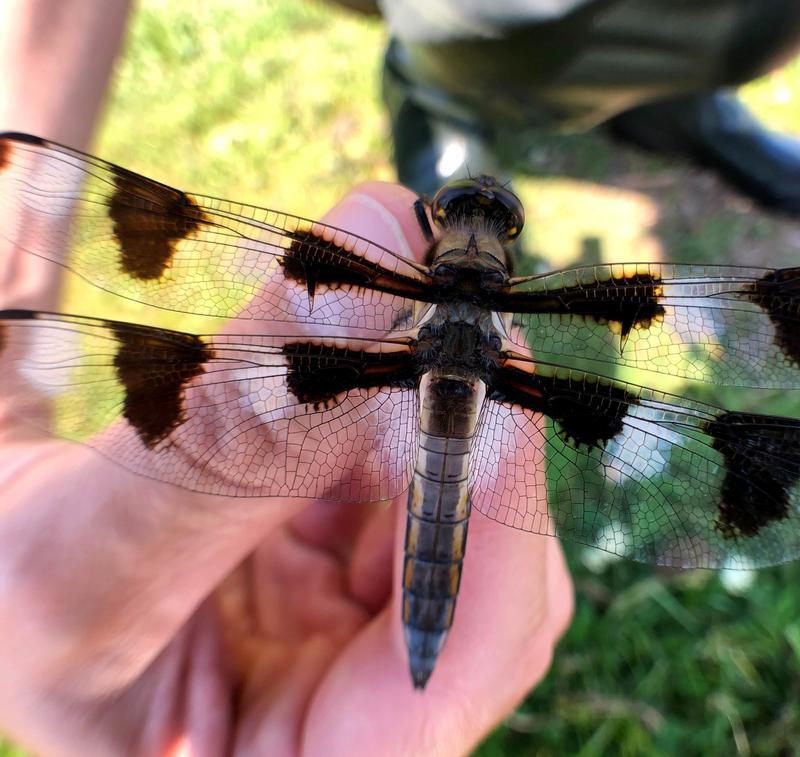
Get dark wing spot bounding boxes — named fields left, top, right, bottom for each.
left=567, top=273, right=665, bottom=338
left=746, top=267, right=800, bottom=367
left=112, top=323, right=213, bottom=448
left=706, top=412, right=800, bottom=539
left=281, top=227, right=432, bottom=300
left=489, top=366, right=636, bottom=448
left=282, top=228, right=379, bottom=289
left=0, top=138, right=9, bottom=172
left=109, top=166, right=208, bottom=280
left=283, top=341, right=418, bottom=409
left=494, top=272, right=665, bottom=338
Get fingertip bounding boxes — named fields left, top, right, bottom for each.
left=546, top=538, right=575, bottom=639
left=322, top=182, right=431, bottom=263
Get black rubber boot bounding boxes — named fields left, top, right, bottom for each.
left=606, top=91, right=800, bottom=214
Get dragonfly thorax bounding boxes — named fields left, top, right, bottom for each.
left=414, top=302, right=502, bottom=380
left=427, top=229, right=511, bottom=301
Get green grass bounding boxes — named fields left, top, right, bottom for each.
left=5, top=0, right=800, bottom=754
left=0, top=745, right=28, bottom=757
left=476, top=552, right=800, bottom=756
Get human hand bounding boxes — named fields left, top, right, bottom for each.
left=0, top=182, right=573, bottom=756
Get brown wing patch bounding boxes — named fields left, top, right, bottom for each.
left=497, top=269, right=665, bottom=338
left=489, top=364, right=638, bottom=448
left=109, top=166, right=209, bottom=280
left=111, top=322, right=214, bottom=448
left=0, top=138, right=9, bottom=172
left=746, top=267, right=800, bottom=367
left=706, top=412, right=800, bottom=539
left=281, top=226, right=432, bottom=302
left=283, top=340, right=418, bottom=409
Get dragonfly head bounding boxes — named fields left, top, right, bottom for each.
left=430, top=175, right=524, bottom=242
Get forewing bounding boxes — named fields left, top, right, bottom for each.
left=0, top=133, right=432, bottom=328
left=497, top=263, right=800, bottom=389
left=470, top=361, right=800, bottom=568
left=0, top=311, right=419, bottom=501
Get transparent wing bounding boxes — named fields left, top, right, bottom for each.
left=0, top=132, right=432, bottom=329
left=0, top=311, right=419, bottom=501
left=471, top=364, right=800, bottom=569
left=501, top=263, right=800, bottom=389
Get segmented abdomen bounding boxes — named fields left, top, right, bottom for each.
left=403, top=374, right=481, bottom=688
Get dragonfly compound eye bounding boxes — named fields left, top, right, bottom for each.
left=432, top=263, right=458, bottom=283
left=430, top=176, right=525, bottom=241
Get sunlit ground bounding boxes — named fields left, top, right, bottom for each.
left=4, top=0, right=800, bottom=754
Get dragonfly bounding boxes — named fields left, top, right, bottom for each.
left=1, top=132, right=799, bottom=689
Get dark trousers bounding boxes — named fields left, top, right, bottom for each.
left=382, top=0, right=800, bottom=131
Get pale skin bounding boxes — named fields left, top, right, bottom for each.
left=0, top=3, right=573, bottom=755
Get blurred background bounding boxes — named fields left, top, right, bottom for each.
left=4, top=0, right=800, bottom=754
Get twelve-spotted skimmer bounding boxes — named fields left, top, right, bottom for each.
left=0, top=132, right=799, bottom=688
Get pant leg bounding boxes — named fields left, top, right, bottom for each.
left=381, top=0, right=800, bottom=130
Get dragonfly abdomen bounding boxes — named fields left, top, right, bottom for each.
left=403, top=373, right=482, bottom=689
